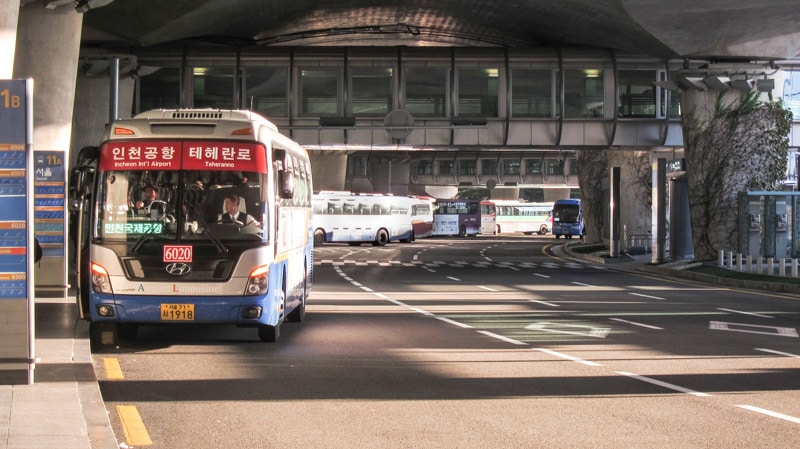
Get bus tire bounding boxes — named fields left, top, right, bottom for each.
left=313, top=228, right=325, bottom=246
left=286, top=266, right=307, bottom=323
left=373, top=229, right=389, bottom=246
left=538, top=225, right=548, bottom=235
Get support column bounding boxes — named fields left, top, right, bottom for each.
left=1, top=0, right=21, bottom=78
left=652, top=157, right=666, bottom=263
left=609, top=166, right=620, bottom=257
left=14, top=4, right=83, bottom=295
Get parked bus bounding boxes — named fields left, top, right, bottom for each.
left=410, top=196, right=435, bottom=239
left=432, top=198, right=482, bottom=237
left=312, top=192, right=414, bottom=246
left=69, top=109, right=313, bottom=344
left=480, top=200, right=497, bottom=235
left=493, top=200, right=554, bottom=235
left=552, top=198, right=584, bottom=239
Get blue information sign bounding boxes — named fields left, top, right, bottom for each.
left=0, top=80, right=31, bottom=300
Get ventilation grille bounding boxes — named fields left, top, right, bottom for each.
left=171, top=111, right=224, bottom=119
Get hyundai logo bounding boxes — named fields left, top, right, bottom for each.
left=165, top=262, right=192, bottom=276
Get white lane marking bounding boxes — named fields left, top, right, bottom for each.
left=717, top=308, right=773, bottom=319
left=615, top=371, right=712, bottom=397
left=755, top=348, right=800, bottom=358
left=710, top=321, right=799, bottom=338
left=534, top=348, right=603, bottom=367
left=571, top=281, right=597, bottom=287
left=737, top=405, right=800, bottom=424
left=533, top=273, right=550, bottom=278
left=446, top=276, right=461, bottom=282
left=526, top=322, right=610, bottom=339
left=609, top=318, right=663, bottom=330
left=628, top=292, right=665, bottom=300
left=528, top=299, right=560, bottom=307
left=478, top=285, right=498, bottom=292
left=437, top=317, right=474, bottom=329
left=478, top=330, right=527, bottom=345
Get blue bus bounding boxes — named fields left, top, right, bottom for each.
left=70, top=109, right=313, bottom=344
left=552, top=198, right=584, bottom=239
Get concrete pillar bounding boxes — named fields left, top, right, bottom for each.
left=309, top=153, right=348, bottom=191
left=14, top=3, right=83, bottom=294
left=1, top=0, right=21, bottom=78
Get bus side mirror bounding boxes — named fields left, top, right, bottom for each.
left=278, top=169, right=294, bottom=199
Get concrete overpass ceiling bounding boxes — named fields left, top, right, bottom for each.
left=78, top=0, right=677, bottom=57
left=622, top=0, right=800, bottom=59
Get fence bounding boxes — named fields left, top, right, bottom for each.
left=718, top=250, right=800, bottom=278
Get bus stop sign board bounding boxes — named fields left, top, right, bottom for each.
left=0, top=79, right=35, bottom=384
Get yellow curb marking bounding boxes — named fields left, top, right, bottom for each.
left=102, top=357, right=124, bottom=380
left=117, top=405, right=153, bottom=446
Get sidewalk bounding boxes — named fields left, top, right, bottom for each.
left=0, top=296, right=118, bottom=449
left=559, top=241, right=800, bottom=296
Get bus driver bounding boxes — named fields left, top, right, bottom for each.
left=222, top=194, right=258, bottom=226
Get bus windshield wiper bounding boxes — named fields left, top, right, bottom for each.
left=201, top=225, right=229, bottom=254
left=131, top=233, right=154, bottom=254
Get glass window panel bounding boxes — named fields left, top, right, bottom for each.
left=501, top=159, right=520, bottom=175
left=458, top=159, right=477, bottom=175
left=193, top=67, right=234, bottom=109
left=438, top=160, right=454, bottom=175
left=545, top=158, right=564, bottom=175
left=618, top=70, right=656, bottom=117
left=559, top=68, right=604, bottom=118
left=481, top=159, right=498, bottom=176
left=567, top=158, right=578, bottom=176
left=525, top=159, right=542, bottom=175
left=242, top=67, right=287, bottom=117
left=512, top=69, right=552, bottom=117
left=405, top=68, right=447, bottom=117
left=300, top=68, right=339, bottom=116
left=138, top=67, right=181, bottom=113
left=519, top=188, right=544, bottom=202
left=414, top=160, right=433, bottom=175
left=458, top=68, right=499, bottom=117
left=351, top=67, right=393, bottom=117
left=348, top=155, right=368, bottom=177
left=663, top=70, right=682, bottom=117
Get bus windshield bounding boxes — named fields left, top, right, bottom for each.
left=553, top=204, right=580, bottom=223
left=95, top=140, right=268, bottom=247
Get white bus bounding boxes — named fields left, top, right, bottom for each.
left=312, top=192, right=415, bottom=246
left=409, top=196, right=435, bottom=239
left=493, top=200, right=554, bottom=235
left=70, top=109, right=313, bottom=344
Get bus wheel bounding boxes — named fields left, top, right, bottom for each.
left=555, top=234, right=560, bottom=239
left=313, top=229, right=325, bottom=246
left=286, top=267, right=307, bottom=323
left=373, top=229, right=389, bottom=246
left=458, top=225, right=467, bottom=237
left=539, top=225, right=548, bottom=235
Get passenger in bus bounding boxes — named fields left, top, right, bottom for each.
left=221, top=194, right=259, bottom=226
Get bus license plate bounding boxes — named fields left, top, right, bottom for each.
left=160, top=303, right=194, bottom=321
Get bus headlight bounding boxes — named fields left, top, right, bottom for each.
left=90, top=262, right=113, bottom=294
left=245, top=265, right=269, bottom=295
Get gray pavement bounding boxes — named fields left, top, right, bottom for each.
left=1, top=242, right=796, bottom=449
left=0, top=296, right=118, bottom=449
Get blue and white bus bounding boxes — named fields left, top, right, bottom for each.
left=552, top=198, right=584, bottom=239
left=70, top=109, right=313, bottom=344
